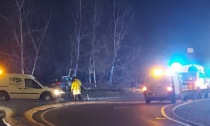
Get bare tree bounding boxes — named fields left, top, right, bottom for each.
left=0, top=0, right=51, bottom=75
left=71, top=0, right=82, bottom=77
left=0, top=0, right=32, bottom=74
left=27, top=11, right=52, bottom=75
left=88, top=0, right=104, bottom=87
left=70, top=0, right=89, bottom=77
left=109, top=0, right=134, bottom=85
left=14, top=0, right=30, bottom=74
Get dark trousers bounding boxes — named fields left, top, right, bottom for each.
left=73, top=94, right=83, bottom=101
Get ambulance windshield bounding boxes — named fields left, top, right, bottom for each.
left=145, top=75, right=171, bottom=84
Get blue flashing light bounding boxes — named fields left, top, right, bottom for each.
left=169, top=54, right=188, bottom=66
left=170, top=62, right=182, bottom=73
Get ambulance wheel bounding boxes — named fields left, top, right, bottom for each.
left=183, top=96, right=188, bottom=102
left=0, top=91, right=9, bottom=101
left=204, top=93, right=208, bottom=98
left=145, top=98, right=150, bottom=104
left=171, top=97, right=176, bottom=104
left=171, top=94, right=176, bottom=104
left=42, top=92, right=53, bottom=101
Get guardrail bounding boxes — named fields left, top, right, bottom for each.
left=180, top=88, right=210, bottom=103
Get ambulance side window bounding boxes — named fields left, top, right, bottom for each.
left=25, top=79, right=41, bottom=89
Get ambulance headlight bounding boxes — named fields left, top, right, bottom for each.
left=167, top=86, right=172, bottom=92
left=142, top=86, right=147, bottom=92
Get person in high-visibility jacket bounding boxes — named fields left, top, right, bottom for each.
left=71, top=77, right=83, bottom=101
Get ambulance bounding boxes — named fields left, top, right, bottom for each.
left=0, top=73, right=64, bottom=101
left=175, top=64, right=209, bottom=99
left=142, top=66, right=182, bottom=104
left=176, top=64, right=207, bottom=90
left=142, top=63, right=209, bottom=104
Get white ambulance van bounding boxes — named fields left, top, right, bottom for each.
left=0, top=73, right=64, bottom=101
left=142, top=67, right=182, bottom=104
left=177, top=64, right=207, bottom=90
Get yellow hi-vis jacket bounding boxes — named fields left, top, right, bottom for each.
left=71, top=79, right=82, bottom=95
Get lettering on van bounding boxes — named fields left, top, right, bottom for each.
left=9, top=77, right=22, bottom=83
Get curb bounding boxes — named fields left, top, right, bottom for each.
left=1, top=102, right=76, bottom=126
left=2, top=96, right=141, bottom=126
left=1, top=97, right=113, bottom=126
left=24, top=102, right=76, bottom=126
left=172, top=99, right=210, bottom=126
left=0, top=106, right=21, bottom=126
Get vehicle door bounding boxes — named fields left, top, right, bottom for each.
left=23, top=79, right=42, bottom=99
left=9, top=77, right=25, bottom=99
left=172, top=74, right=181, bottom=95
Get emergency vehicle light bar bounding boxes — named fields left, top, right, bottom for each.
left=152, top=68, right=172, bottom=77
left=153, top=69, right=163, bottom=76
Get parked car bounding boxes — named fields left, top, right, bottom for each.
left=50, top=79, right=61, bottom=88
left=60, top=76, right=72, bottom=92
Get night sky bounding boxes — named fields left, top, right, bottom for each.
left=1, top=0, right=210, bottom=77
left=130, top=0, right=210, bottom=64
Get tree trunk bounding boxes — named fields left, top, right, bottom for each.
left=74, top=0, right=82, bottom=77
left=18, top=0, right=24, bottom=74
left=109, top=55, right=116, bottom=85
left=93, top=60, right=97, bottom=87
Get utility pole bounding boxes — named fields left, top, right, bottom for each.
left=187, top=48, right=196, bottom=102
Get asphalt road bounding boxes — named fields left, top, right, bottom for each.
left=34, top=101, right=188, bottom=126
left=0, top=99, right=64, bottom=126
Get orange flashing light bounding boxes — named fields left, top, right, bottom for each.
left=0, top=69, right=3, bottom=75
left=153, top=69, right=163, bottom=76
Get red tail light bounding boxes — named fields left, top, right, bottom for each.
left=56, top=82, right=61, bottom=85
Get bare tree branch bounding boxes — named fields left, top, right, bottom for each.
left=109, top=0, right=134, bottom=85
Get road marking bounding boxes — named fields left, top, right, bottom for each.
left=161, top=105, right=191, bottom=126
left=114, top=106, right=128, bottom=109
left=40, top=108, right=57, bottom=126
left=155, top=117, right=167, bottom=120
left=24, top=100, right=144, bottom=126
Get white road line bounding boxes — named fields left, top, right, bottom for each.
left=114, top=106, right=128, bottom=109
left=155, top=117, right=167, bottom=120
left=161, top=105, right=191, bottom=126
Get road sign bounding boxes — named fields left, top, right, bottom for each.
left=187, top=48, right=193, bottom=53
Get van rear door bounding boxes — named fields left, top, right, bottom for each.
left=8, top=76, right=25, bottom=99
left=145, top=76, right=172, bottom=96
